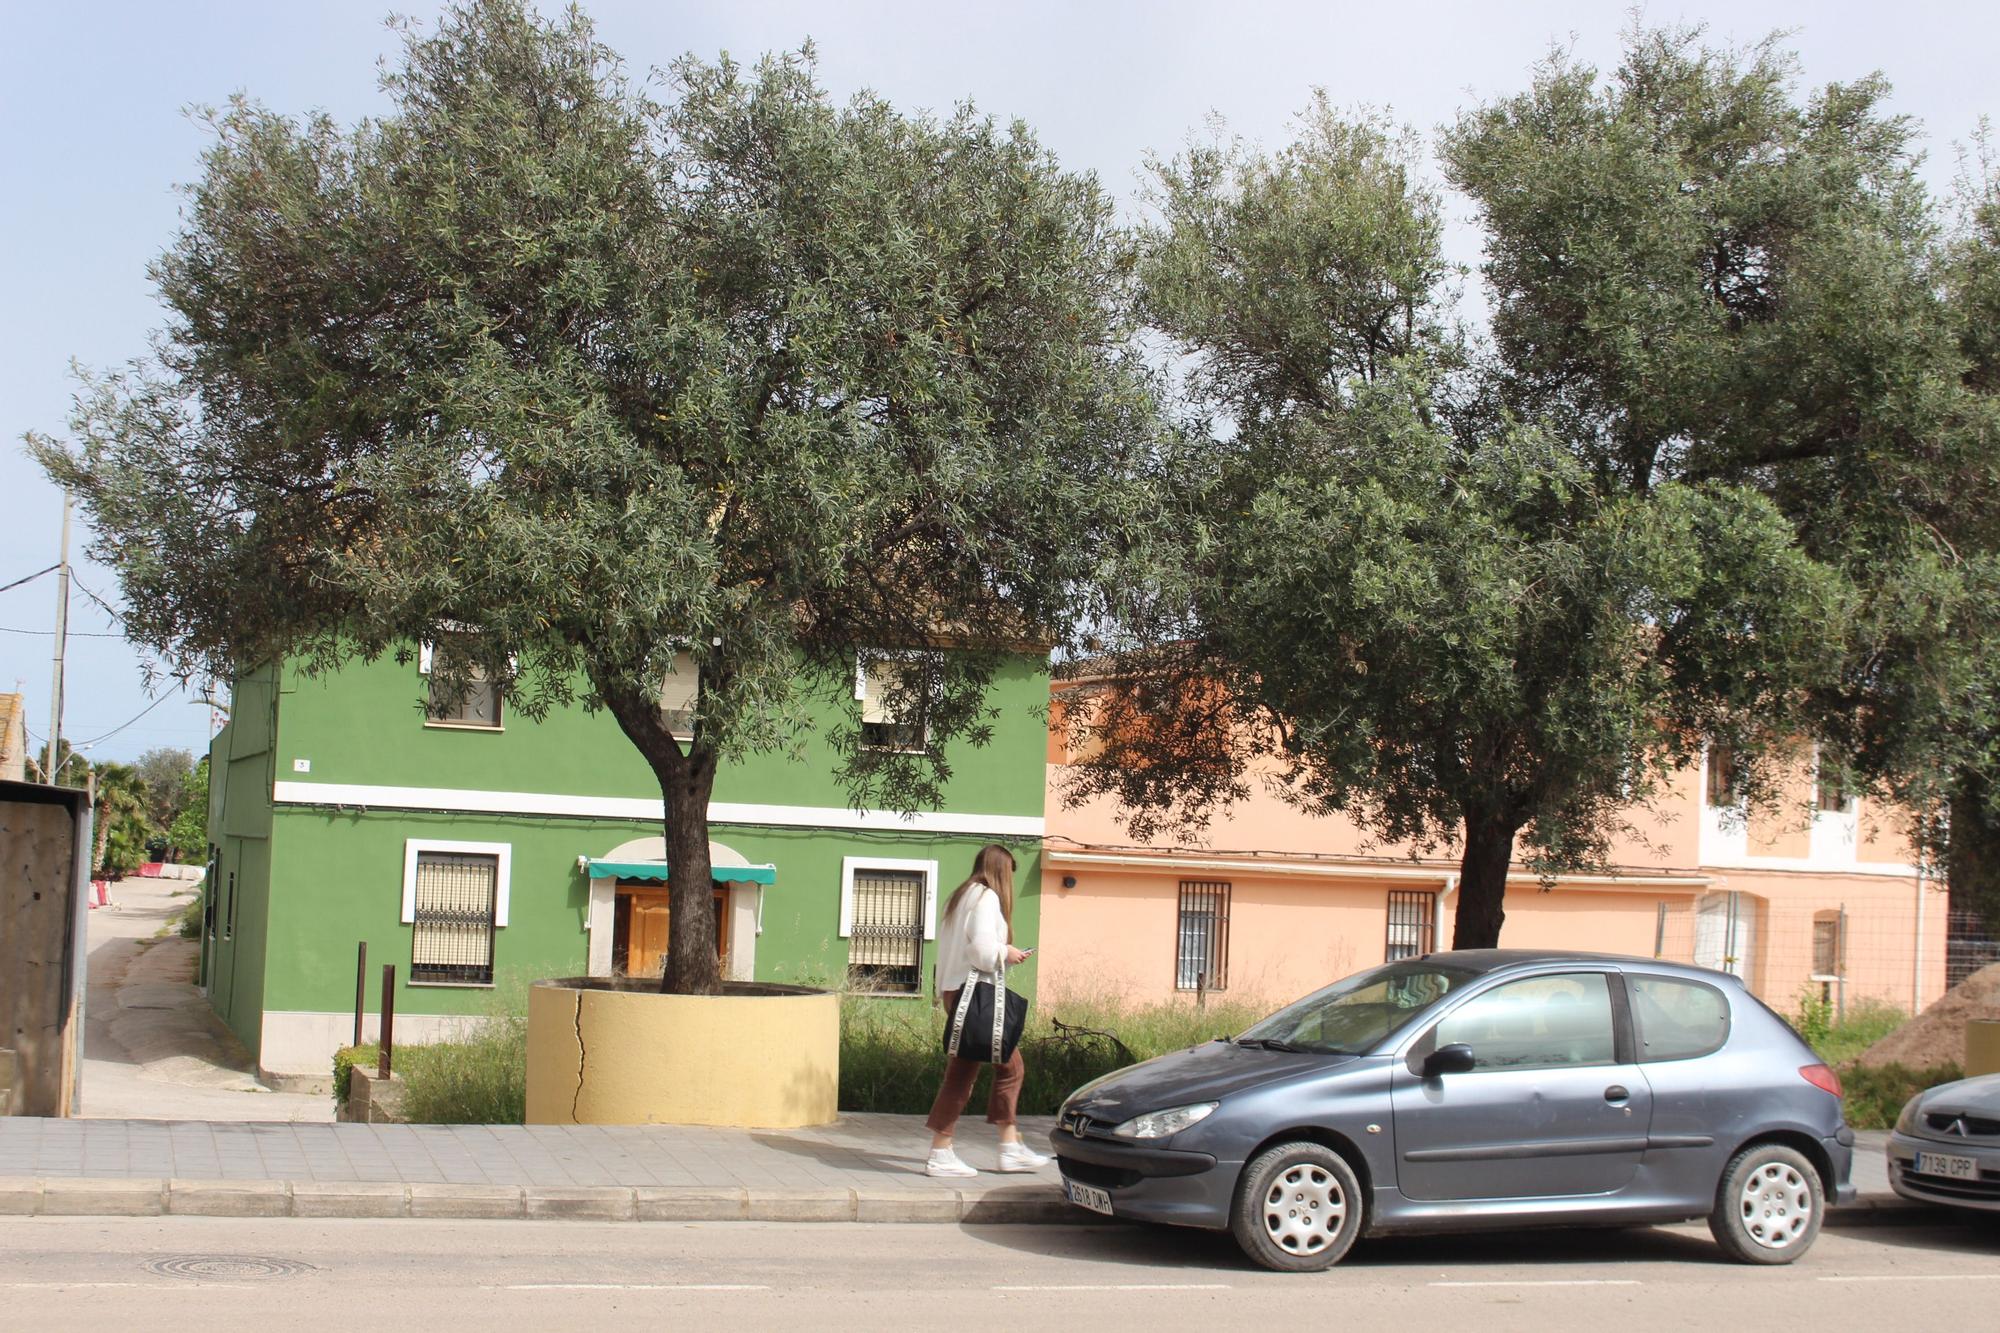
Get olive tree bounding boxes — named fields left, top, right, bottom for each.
left=32, top=1, right=1152, bottom=993
left=1069, top=31, right=1984, bottom=947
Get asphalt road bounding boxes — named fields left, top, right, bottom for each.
left=3, top=1214, right=1998, bottom=1332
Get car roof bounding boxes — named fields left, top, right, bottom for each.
left=1421, top=948, right=1742, bottom=986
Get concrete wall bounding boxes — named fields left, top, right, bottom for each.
left=0, top=781, right=89, bottom=1115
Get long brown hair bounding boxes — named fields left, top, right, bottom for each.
left=944, top=844, right=1016, bottom=941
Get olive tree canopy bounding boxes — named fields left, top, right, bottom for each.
left=1067, top=30, right=1995, bottom=947
left=32, top=1, right=1154, bottom=993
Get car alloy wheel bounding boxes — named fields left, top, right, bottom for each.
left=1710, top=1142, right=1824, bottom=1265
left=1231, top=1142, right=1363, bottom=1272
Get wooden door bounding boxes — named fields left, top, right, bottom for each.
left=614, top=883, right=729, bottom=981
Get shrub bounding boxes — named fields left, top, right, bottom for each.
left=1839, top=1060, right=1963, bottom=1130
left=331, top=973, right=532, bottom=1123
left=1811, top=998, right=1908, bottom=1068
left=397, top=1015, right=528, bottom=1125
left=1793, top=988, right=1833, bottom=1051
left=332, top=1044, right=375, bottom=1104
left=173, top=888, right=204, bottom=939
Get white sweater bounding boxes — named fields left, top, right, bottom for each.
left=934, top=883, right=1007, bottom=994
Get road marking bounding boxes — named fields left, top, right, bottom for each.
left=495, top=1283, right=769, bottom=1292
left=1818, top=1274, right=2000, bottom=1283
left=2, top=1282, right=257, bottom=1291
left=994, top=1283, right=1233, bottom=1292
left=1440, top=1272, right=1640, bottom=1280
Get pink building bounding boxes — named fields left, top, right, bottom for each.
left=1041, top=718, right=1947, bottom=1019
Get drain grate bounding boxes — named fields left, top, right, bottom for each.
left=145, top=1255, right=317, bottom=1281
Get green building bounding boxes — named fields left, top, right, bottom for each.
left=200, top=651, right=1048, bottom=1077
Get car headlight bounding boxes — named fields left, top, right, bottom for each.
left=1896, top=1096, right=1922, bottom=1134
left=1111, top=1102, right=1219, bottom=1140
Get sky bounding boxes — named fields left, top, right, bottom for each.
left=2, top=0, right=1994, bottom=767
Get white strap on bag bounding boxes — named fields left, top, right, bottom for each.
left=945, top=886, right=1007, bottom=1062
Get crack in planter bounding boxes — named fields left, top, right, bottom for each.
left=570, top=991, right=588, bottom=1124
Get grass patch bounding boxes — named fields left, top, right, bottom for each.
left=1796, top=993, right=1907, bottom=1068
left=841, top=989, right=1271, bottom=1117
left=1838, top=1061, right=1963, bottom=1130
left=332, top=974, right=531, bottom=1124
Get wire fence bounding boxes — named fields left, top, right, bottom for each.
left=1649, top=883, right=1957, bottom=1022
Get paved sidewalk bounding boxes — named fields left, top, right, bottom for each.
left=0, top=1115, right=1926, bottom=1226
left=0, top=1113, right=1066, bottom=1222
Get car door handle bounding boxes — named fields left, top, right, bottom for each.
left=1604, top=1085, right=1630, bottom=1102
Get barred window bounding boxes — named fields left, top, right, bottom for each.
left=847, top=867, right=926, bottom=993
left=1386, top=889, right=1437, bottom=962
left=411, top=851, right=497, bottom=984
left=1812, top=911, right=1845, bottom=978
left=1176, top=881, right=1230, bottom=991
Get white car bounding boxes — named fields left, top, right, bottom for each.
left=1888, top=1072, right=2000, bottom=1210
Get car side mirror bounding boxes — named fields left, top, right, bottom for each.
left=1422, top=1043, right=1476, bottom=1078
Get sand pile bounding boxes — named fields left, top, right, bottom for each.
left=1857, top=962, right=2000, bottom=1069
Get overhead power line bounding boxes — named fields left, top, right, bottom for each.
left=0, top=564, right=61, bottom=595
left=66, top=684, right=188, bottom=750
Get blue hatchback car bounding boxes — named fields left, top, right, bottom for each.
left=1052, top=950, right=1855, bottom=1271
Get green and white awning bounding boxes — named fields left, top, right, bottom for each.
left=582, top=837, right=775, bottom=885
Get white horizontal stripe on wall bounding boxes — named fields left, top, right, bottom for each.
left=271, top=780, right=1044, bottom=838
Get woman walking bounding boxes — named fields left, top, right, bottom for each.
left=925, top=844, right=1051, bottom=1178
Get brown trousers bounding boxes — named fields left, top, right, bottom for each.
left=924, top=988, right=1025, bottom=1134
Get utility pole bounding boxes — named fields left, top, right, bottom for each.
left=45, top=492, right=72, bottom=784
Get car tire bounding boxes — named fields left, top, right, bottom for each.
left=1230, top=1141, right=1364, bottom=1272
left=1709, top=1141, right=1824, bottom=1264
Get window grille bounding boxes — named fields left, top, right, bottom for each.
left=847, top=867, right=926, bottom=993
left=1176, top=881, right=1230, bottom=991
left=411, top=851, right=498, bottom=984
left=1811, top=912, right=1846, bottom=977
left=1386, top=889, right=1437, bottom=962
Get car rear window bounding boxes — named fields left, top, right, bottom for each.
left=1627, top=974, right=1731, bottom=1061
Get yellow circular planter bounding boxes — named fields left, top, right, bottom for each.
left=524, top=979, right=839, bottom=1128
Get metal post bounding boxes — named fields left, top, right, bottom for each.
left=44, top=493, right=71, bottom=784
left=353, top=942, right=368, bottom=1048
left=1654, top=901, right=1668, bottom=959
left=378, top=964, right=395, bottom=1079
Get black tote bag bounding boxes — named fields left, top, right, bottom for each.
left=941, top=888, right=1029, bottom=1064
left=944, top=967, right=1029, bottom=1065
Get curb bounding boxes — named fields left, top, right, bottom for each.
left=1821, top=1196, right=1946, bottom=1229
left=0, top=1175, right=1939, bottom=1229
left=0, top=1176, right=1080, bottom=1224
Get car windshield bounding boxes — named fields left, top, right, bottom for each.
left=1236, top=960, right=1479, bottom=1054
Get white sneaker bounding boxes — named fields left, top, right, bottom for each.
left=926, top=1147, right=978, bottom=1178
left=998, top=1142, right=1051, bottom=1173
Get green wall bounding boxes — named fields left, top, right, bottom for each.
left=262, top=807, right=1041, bottom=1019
left=271, top=651, right=1049, bottom=817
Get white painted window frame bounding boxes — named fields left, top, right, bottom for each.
left=401, top=838, right=512, bottom=928
left=837, top=855, right=940, bottom=942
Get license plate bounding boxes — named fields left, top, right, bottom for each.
left=1064, top=1179, right=1114, bottom=1215
left=1916, top=1151, right=1979, bottom=1180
